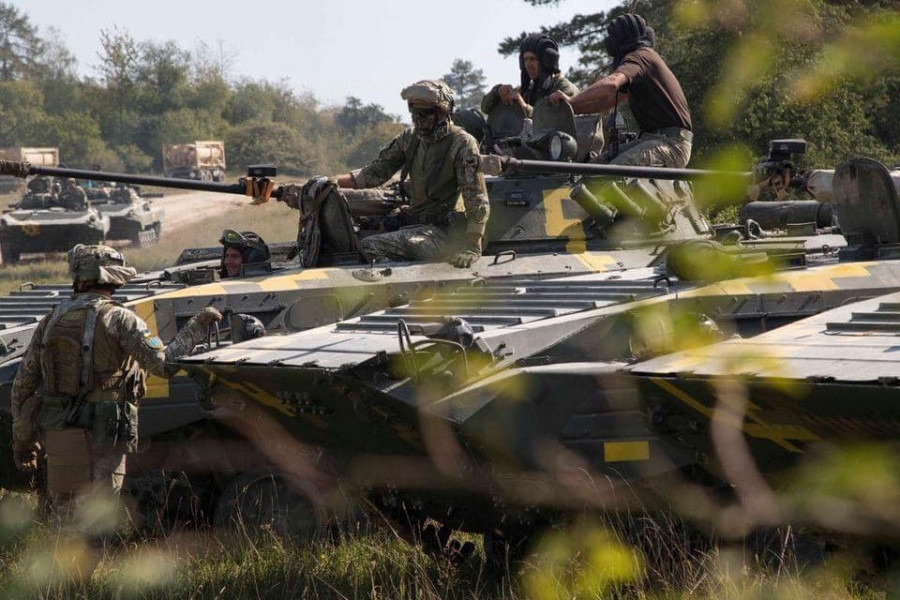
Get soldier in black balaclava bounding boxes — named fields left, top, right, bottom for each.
left=548, top=13, right=693, bottom=168
left=482, top=33, right=578, bottom=119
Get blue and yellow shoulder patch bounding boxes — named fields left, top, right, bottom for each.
left=140, top=328, right=164, bottom=350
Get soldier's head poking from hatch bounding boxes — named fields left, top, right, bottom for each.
left=67, top=244, right=137, bottom=292
left=518, top=33, right=561, bottom=91
left=401, top=79, right=455, bottom=139
left=219, top=229, right=270, bottom=278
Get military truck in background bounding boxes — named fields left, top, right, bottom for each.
left=0, top=148, right=59, bottom=194
left=163, top=140, right=226, bottom=182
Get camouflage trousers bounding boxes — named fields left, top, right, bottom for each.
left=609, top=133, right=692, bottom=168
left=361, top=225, right=450, bottom=261
left=44, top=428, right=126, bottom=503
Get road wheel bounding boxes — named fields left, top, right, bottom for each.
left=213, top=471, right=326, bottom=541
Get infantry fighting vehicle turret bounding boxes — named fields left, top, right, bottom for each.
left=88, top=184, right=165, bottom=246
left=0, top=181, right=110, bottom=265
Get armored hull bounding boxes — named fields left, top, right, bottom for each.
left=91, top=187, right=164, bottom=246
left=0, top=203, right=109, bottom=264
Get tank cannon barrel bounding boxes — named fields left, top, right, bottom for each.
left=0, top=160, right=281, bottom=198
left=501, top=157, right=752, bottom=181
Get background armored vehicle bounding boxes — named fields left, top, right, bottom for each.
left=0, top=148, right=58, bottom=194
left=163, top=140, right=226, bottom=182
left=88, top=184, right=165, bottom=246
left=0, top=183, right=110, bottom=265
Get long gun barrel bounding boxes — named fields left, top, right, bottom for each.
left=501, top=157, right=752, bottom=181
left=0, top=160, right=285, bottom=199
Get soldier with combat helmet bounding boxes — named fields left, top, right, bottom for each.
left=10, top=244, right=222, bottom=504
left=333, top=79, right=490, bottom=268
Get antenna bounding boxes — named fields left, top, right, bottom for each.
left=629, top=0, right=640, bottom=13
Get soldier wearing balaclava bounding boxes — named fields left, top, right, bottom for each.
left=332, top=80, right=489, bottom=269
left=481, top=33, right=579, bottom=119
left=548, top=13, right=693, bottom=169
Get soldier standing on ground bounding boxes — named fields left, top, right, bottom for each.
left=482, top=34, right=578, bottom=119
left=10, top=244, right=222, bottom=505
left=548, top=13, right=693, bottom=168
left=332, top=80, right=490, bottom=268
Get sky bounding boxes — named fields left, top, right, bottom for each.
left=14, top=0, right=619, bottom=118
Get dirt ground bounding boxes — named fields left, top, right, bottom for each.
left=151, top=190, right=248, bottom=231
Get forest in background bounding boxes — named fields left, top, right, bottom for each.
left=0, top=0, right=898, bottom=178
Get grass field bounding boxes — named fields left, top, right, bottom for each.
left=0, top=489, right=894, bottom=600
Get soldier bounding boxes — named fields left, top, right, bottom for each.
left=482, top=34, right=578, bottom=119
left=333, top=80, right=489, bottom=268
left=60, top=177, right=88, bottom=210
left=548, top=13, right=693, bottom=168
left=10, top=244, right=222, bottom=504
left=219, top=229, right=271, bottom=278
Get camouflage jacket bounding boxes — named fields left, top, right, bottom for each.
left=481, top=74, right=579, bottom=118
left=351, top=124, right=489, bottom=237
left=10, top=293, right=206, bottom=434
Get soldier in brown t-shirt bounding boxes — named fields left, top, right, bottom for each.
left=549, top=14, right=693, bottom=168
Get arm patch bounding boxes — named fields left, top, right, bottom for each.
left=141, top=328, right=164, bottom=350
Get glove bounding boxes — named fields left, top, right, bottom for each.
left=13, top=441, right=37, bottom=474
left=193, top=307, right=223, bottom=328
left=450, top=234, right=482, bottom=269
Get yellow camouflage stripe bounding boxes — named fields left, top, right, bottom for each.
left=649, top=377, right=820, bottom=453
left=680, top=263, right=876, bottom=298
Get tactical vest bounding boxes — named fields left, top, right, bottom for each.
left=403, top=125, right=466, bottom=227
left=38, top=295, right=141, bottom=452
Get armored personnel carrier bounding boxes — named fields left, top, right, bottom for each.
left=88, top=185, right=164, bottom=246
left=0, top=185, right=110, bottom=265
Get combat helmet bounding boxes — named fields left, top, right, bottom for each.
left=67, top=244, right=137, bottom=286
left=401, top=79, right=455, bottom=114
left=219, top=229, right=271, bottom=277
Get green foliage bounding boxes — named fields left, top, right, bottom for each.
left=226, top=121, right=313, bottom=175
left=0, top=7, right=404, bottom=179
left=507, top=0, right=900, bottom=167
left=442, top=59, right=487, bottom=109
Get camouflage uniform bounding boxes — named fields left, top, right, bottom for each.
left=351, top=125, right=489, bottom=261
left=10, top=245, right=218, bottom=501
left=608, top=134, right=691, bottom=169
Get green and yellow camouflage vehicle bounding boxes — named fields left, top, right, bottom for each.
left=170, top=156, right=900, bottom=545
